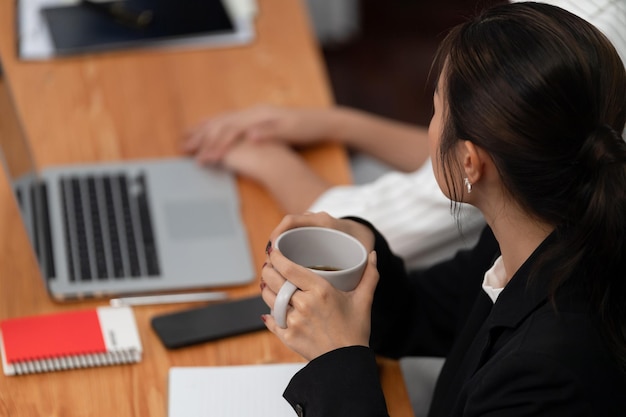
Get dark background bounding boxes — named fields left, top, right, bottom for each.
left=321, top=0, right=504, bottom=126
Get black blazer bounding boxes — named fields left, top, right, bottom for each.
left=283, top=222, right=626, bottom=417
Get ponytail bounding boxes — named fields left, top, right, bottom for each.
left=562, top=126, right=626, bottom=370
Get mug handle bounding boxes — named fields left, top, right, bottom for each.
left=272, top=281, right=298, bottom=328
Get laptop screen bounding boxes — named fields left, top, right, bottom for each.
left=0, top=84, right=37, bottom=181
left=0, top=82, right=52, bottom=281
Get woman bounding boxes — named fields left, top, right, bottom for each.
left=259, top=2, right=626, bottom=416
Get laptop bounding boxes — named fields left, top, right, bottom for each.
left=0, top=101, right=255, bottom=302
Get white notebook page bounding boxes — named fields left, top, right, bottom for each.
left=168, top=363, right=306, bottom=417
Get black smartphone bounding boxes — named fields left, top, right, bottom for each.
left=151, top=295, right=269, bottom=349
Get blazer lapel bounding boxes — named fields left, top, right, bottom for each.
left=428, top=291, right=494, bottom=417
left=428, top=232, right=558, bottom=417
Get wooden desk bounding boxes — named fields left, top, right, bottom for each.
left=0, top=1, right=413, bottom=416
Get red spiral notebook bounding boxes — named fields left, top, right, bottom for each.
left=0, top=306, right=142, bottom=376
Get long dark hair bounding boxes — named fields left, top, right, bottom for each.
left=434, top=2, right=626, bottom=368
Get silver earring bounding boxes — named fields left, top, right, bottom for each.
left=464, top=177, right=472, bottom=194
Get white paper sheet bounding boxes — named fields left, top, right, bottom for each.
left=168, top=363, right=306, bottom=417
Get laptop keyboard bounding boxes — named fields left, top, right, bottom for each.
left=59, top=173, right=160, bottom=281
left=29, top=182, right=56, bottom=279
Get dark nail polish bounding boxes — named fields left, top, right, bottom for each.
left=260, top=281, right=266, bottom=291
left=265, top=240, right=272, bottom=255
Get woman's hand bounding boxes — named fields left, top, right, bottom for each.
left=260, top=212, right=378, bottom=360
left=183, top=105, right=335, bottom=164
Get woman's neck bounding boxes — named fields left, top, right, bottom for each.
left=483, top=201, right=554, bottom=287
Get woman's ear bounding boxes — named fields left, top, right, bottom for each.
left=461, top=140, right=485, bottom=185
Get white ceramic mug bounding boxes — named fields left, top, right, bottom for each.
left=272, top=227, right=368, bottom=328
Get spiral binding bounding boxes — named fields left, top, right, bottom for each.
left=10, top=349, right=141, bottom=375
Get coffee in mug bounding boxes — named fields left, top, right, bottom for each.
left=307, top=265, right=343, bottom=271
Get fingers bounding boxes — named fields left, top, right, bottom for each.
left=246, top=119, right=280, bottom=143
left=260, top=258, right=283, bottom=303
left=260, top=245, right=327, bottom=331
left=182, top=120, right=208, bottom=153
left=260, top=311, right=279, bottom=334
left=355, top=251, right=379, bottom=303
left=184, top=120, right=247, bottom=164
left=183, top=105, right=286, bottom=164
left=259, top=258, right=295, bottom=331
left=280, top=256, right=326, bottom=295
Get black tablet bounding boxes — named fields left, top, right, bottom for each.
left=42, top=0, right=235, bottom=55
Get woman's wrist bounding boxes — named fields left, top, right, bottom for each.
left=323, top=106, right=366, bottom=145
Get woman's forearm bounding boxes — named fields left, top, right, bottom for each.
left=326, top=107, right=430, bottom=172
